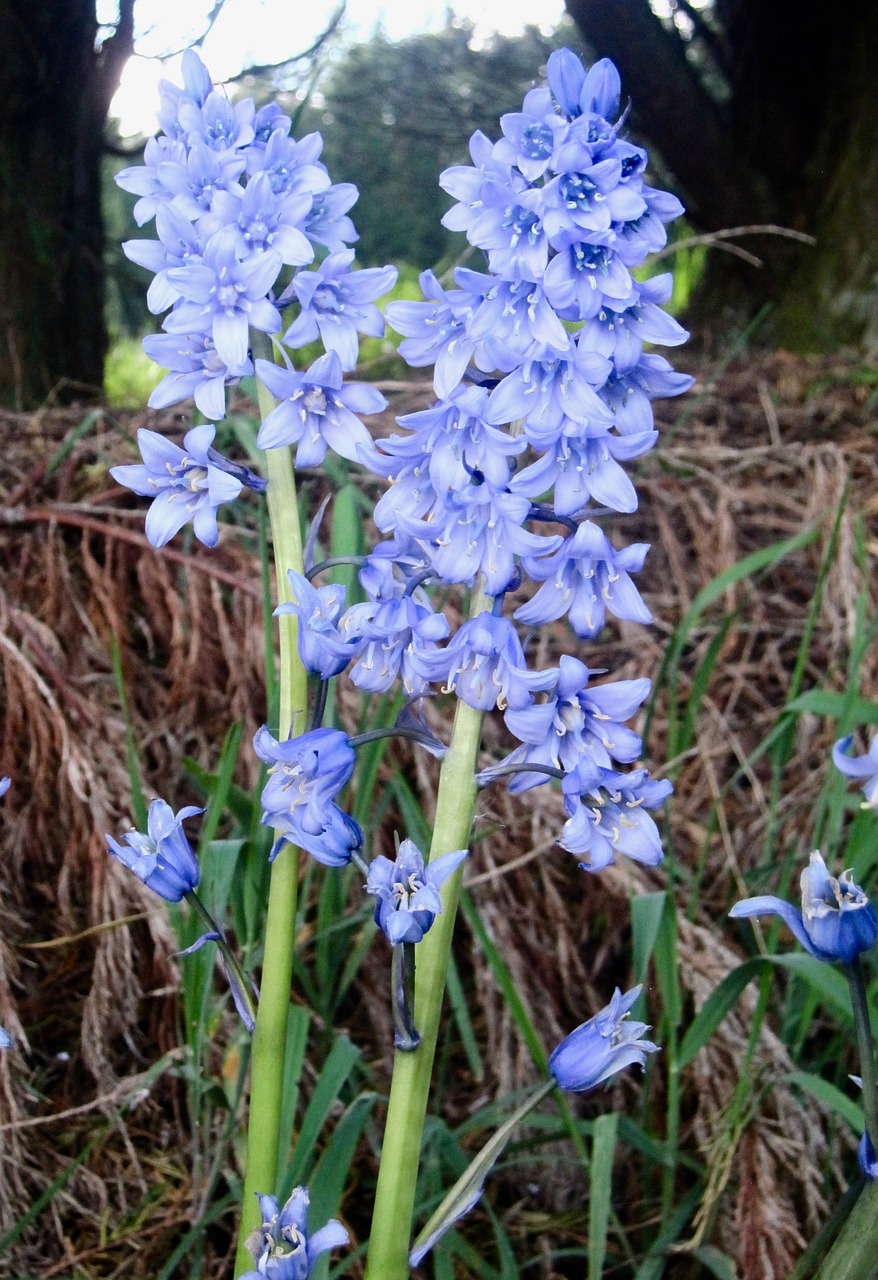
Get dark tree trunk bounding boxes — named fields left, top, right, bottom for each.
left=0, top=1, right=133, bottom=407
left=564, top=0, right=878, bottom=349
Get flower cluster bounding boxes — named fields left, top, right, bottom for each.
left=114, top=49, right=396, bottom=547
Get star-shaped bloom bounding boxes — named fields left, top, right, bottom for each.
left=274, top=570, right=364, bottom=679
left=255, top=351, right=387, bottom=467
left=558, top=758, right=671, bottom=871
left=106, top=799, right=202, bottom=902
left=283, top=250, right=397, bottom=371
left=111, top=425, right=256, bottom=547
left=730, top=850, right=878, bottom=964
left=366, top=839, right=467, bottom=944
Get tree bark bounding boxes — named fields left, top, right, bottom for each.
left=564, top=0, right=878, bottom=350
left=0, top=0, right=133, bottom=407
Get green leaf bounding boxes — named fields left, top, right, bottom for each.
left=279, top=1034, right=362, bottom=1200
left=787, top=1070, right=864, bottom=1132
left=588, top=1112, right=619, bottom=1280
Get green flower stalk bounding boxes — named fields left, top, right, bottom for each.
left=234, top=355, right=310, bottom=1276
left=364, top=587, right=488, bottom=1280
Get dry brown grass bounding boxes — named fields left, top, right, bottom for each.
left=0, top=350, right=876, bottom=1277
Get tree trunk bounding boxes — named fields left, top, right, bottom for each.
left=0, top=1, right=132, bottom=407
left=564, top=0, right=878, bottom=350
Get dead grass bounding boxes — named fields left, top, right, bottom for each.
left=0, top=350, right=876, bottom=1277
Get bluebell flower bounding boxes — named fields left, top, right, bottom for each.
left=342, top=558, right=449, bottom=695
left=274, top=570, right=364, bottom=679
left=833, top=734, right=878, bottom=808
left=385, top=270, right=478, bottom=398
left=366, top=839, right=468, bottom=944
left=177, top=87, right=255, bottom=159
left=730, top=850, right=878, bottom=964
left=197, top=173, right=314, bottom=268
left=250, top=129, right=330, bottom=200
left=111, top=425, right=257, bottom=548
left=241, top=1185, right=348, bottom=1279
left=371, top=384, right=525, bottom=519
left=0, top=1027, right=11, bottom=1049
left=549, top=986, right=657, bottom=1091
left=600, top=353, right=694, bottom=434
left=142, top=331, right=252, bottom=420
left=106, top=799, right=203, bottom=902
left=255, top=351, right=387, bottom=467
left=493, top=87, right=568, bottom=180
left=488, top=655, right=650, bottom=792
left=253, top=726, right=362, bottom=866
left=486, top=350, right=613, bottom=445
left=558, top=758, right=671, bottom=871
left=509, top=426, right=655, bottom=517
left=302, top=183, right=360, bottom=252
left=283, top=250, right=398, bottom=371
left=516, top=520, right=651, bottom=638
left=158, top=140, right=248, bottom=221
left=579, top=276, right=689, bottom=374
left=0, top=777, right=9, bottom=798
left=413, top=612, right=556, bottom=712
left=395, top=479, right=558, bottom=595
left=459, top=271, right=571, bottom=370
left=543, top=240, right=634, bottom=320
left=161, top=229, right=282, bottom=369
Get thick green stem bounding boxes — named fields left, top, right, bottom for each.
left=810, top=1181, right=878, bottom=1280
left=364, top=586, right=488, bottom=1280
left=234, top=357, right=309, bottom=1276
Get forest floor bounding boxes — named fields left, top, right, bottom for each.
left=0, top=349, right=877, bottom=1279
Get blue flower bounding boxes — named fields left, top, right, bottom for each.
left=0, top=777, right=9, bottom=798
left=106, top=799, right=203, bottom=902
left=516, top=520, right=651, bottom=638
left=385, top=270, right=478, bottom=398
left=0, top=1027, right=12, bottom=1049
left=549, top=986, right=657, bottom=1091
left=283, top=249, right=398, bottom=371
left=366, top=839, right=467, bottom=944
left=255, top=351, right=387, bottom=467
left=161, top=228, right=282, bottom=369
left=413, top=612, right=556, bottom=712
left=111, top=425, right=253, bottom=548
left=142, top=331, right=251, bottom=421
left=342, top=558, right=449, bottom=695
left=490, top=656, right=650, bottom=792
left=558, top=758, right=672, bottom=871
left=730, top=850, right=878, bottom=963
left=241, top=1185, right=348, bottom=1280
left=833, top=734, right=878, bottom=808
left=253, top=726, right=362, bottom=867
left=274, top=570, right=364, bottom=679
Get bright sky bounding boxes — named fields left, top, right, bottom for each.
left=107, top=0, right=567, bottom=135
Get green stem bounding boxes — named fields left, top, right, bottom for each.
left=234, top=351, right=309, bottom=1277
left=185, top=891, right=258, bottom=1030
left=847, top=957, right=878, bottom=1157
left=810, top=1180, right=878, bottom=1280
left=364, top=584, right=489, bottom=1280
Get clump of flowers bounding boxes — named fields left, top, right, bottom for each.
left=108, top=44, right=690, bottom=1279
